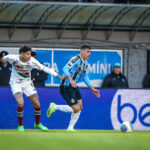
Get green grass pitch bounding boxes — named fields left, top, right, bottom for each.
left=0, top=130, right=150, bottom=150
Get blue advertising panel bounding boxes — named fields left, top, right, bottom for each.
left=86, top=50, right=122, bottom=87
left=35, top=50, right=52, bottom=84
left=0, top=88, right=150, bottom=130
left=88, top=51, right=121, bottom=79
left=53, top=49, right=122, bottom=87
left=53, top=50, right=79, bottom=85
left=34, top=49, right=122, bottom=86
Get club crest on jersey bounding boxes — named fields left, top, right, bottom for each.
left=71, top=99, right=75, bottom=103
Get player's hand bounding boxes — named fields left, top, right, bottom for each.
left=90, top=87, right=100, bottom=98
left=92, top=89, right=100, bottom=98
left=70, top=80, right=77, bottom=88
left=61, top=76, right=67, bottom=80
left=67, top=75, right=77, bottom=88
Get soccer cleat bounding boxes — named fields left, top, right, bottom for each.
left=47, top=103, right=56, bottom=118
left=18, top=125, right=24, bottom=132
left=34, top=123, right=48, bottom=131
left=67, top=128, right=76, bottom=132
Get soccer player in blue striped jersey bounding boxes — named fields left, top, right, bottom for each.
left=47, top=45, right=100, bottom=131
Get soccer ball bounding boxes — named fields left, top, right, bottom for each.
left=120, top=121, right=133, bottom=133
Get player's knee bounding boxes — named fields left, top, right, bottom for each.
left=73, top=107, right=80, bottom=113
left=74, top=109, right=80, bottom=113
left=34, top=101, right=40, bottom=108
left=72, top=103, right=81, bottom=113
left=18, top=102, right=24, bottom=107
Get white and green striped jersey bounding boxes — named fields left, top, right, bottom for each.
left=3, top=54, right=57, bottom=84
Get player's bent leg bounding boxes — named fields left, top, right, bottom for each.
left=14, top=92, right=25, bottom=131
left=14, top=92, right=24, bottom=107
left=67, top=102, right=82, bottom=131
left=67, top=111, right=81, bottom=131
left=72, top=103, right=81, bottom=113
left=47, top=103, right=73, bottom=117
left=28, top=93, right=40, bottom=108
left=28, top=93, right=48, bottom=131
left=77, top=100, right=83, bottom=111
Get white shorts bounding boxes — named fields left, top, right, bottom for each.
left=10, top=79, right=37, bottom=97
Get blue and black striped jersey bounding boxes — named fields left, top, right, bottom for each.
left=61, top=55, right=91, bottom=87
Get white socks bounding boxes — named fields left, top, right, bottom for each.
left=67, top=111, right=81, bottom=130
left=53, top=105, right=73, bottom=113
left=53, top=104, right=81, bottom=130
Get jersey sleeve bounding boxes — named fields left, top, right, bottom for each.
left=42, top=67, right=57, bottom=76
left=63, top=55, right=80, bottom=76
left=31, top=57, right=57, bottom=76
left=83, top=72, right=92, bottom=87
left=31, top=57, right=45, bottom=70
left=3, top=54, right=16, bottom=64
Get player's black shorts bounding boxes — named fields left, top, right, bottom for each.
left=60, top=86, right=82, bottom=106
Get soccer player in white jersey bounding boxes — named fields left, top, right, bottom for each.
left=3, top=45, right=63, bottom=132
left=47, top=45, right=100, bottom=131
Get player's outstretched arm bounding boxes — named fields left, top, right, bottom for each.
left=82, top=71, right=100, bottom=98
left=90, top=86, right=100, bottom=98
left=32, top=58, right=65, bottom=80
left=3, top=54, right=16, bottom=64
left=43, top=67, right=65, bottom=80
left=56, top=74, right=66, bottom=80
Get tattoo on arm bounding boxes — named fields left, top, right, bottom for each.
left=14, top=92, right=23, bottom=99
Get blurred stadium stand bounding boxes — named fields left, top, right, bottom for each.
left=0, top=1, right=150, bottom=88
left=0, top=0, right=150, bottom=4
left=0, top=2, right=150, bottom=32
